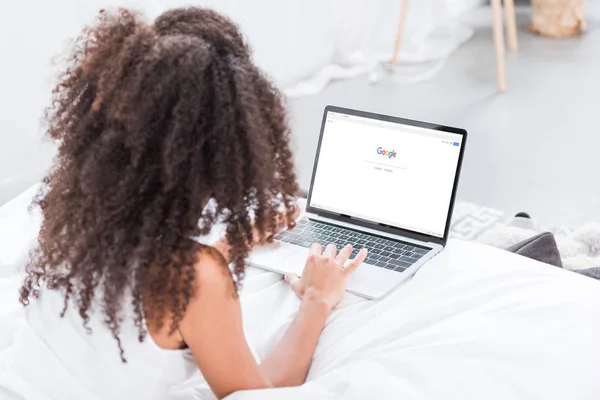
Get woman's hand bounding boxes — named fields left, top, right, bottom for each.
left=252, top=204, right=301, bottom=245
left=212, top=204, right=301, bottom=262
left=285, top=243, right=367, bottom=311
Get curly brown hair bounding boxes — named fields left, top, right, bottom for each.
left=19, top=7, right=298, bottom=360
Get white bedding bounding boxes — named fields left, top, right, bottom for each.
left=2, top=186, right=600, bottom=400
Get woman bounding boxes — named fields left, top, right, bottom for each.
left=0, top=7, right=367, bottom=400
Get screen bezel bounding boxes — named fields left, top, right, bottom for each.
left=305, top=105, right=467, bottom=246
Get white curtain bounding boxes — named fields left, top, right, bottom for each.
left=280, top=0, right=477, bottom=96
left=158, top=0, right=479, bottom=96
left=158, top=0, right=338, bottom=90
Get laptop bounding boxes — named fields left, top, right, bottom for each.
left=247, top=105, right=467, bottom=299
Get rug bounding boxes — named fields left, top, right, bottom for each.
left=450, top=201, right=600, bottom=271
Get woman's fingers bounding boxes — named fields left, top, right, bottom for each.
left=253, top=204, right=301, bottom=244
left=289, top=204, right=301, bottom=222
left=344, top=248, right=368, bottom=275
left=275, top=204, right=300, bottom=229
left=323, top=243, right=337, bottom=258
left=278, top=204, right=301, bottom=230
left=335, top=244, right=352, bottom=265
left=310, top=243, right=322, bottom=255
left=284, top=273, right=302, bottom=296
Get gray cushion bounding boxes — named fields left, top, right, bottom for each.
left=576, top=267, right=600, bottom=280
left=506, top=232, right=563, bottom=268
left=506, top=232, right=600, bottom=281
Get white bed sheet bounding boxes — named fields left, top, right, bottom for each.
left=1, top=186, right=600, bottom=400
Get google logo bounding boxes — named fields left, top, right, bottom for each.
left=377, top=147, right=397, bottom=159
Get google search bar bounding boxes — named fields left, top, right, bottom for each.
left=364, top=160, right=405, bottom=170
left=328, top=113, right=459, bottom=141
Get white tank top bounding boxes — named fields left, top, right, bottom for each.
left=0, top=287, right=198, bottom=400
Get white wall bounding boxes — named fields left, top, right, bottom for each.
left=0, top=0, right=338, bottom=205
left=0, top=0, right=153, bottom=205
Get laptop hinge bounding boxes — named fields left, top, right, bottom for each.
left=306, top=213, right=441, bottom=250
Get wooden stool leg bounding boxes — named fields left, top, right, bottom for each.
left=389, top=0, right=410, bottom=66
left=504, top=0, right=518, bottom=51
left=491, top=0, right=506, bottom=92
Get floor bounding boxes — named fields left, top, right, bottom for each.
left=288, top=5, right=600, bottom=227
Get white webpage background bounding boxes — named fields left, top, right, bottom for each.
left=310, top=113, right=463, bottom=238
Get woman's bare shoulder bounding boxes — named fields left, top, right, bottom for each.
left=193, top=245, right=237, bottom=297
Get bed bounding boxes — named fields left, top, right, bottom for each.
left=1, top=186, right=600, bottom=400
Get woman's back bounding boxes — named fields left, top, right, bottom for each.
left=0, top=6, right=363, bottom=399
left=0, top=287, right=197, bottom=400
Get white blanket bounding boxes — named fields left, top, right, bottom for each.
left=2, top=187, right=600, bottom=399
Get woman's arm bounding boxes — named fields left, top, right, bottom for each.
left=178, top=253, right=269, bottom=398
left=258, top=293, right=331, bottom=387
left=178, top=243, right=365, bottom=399
left=211, top=205, right=301, bottom=264
left=259, top=243, right=367, bottom=385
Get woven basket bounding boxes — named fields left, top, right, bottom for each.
left=530, top=0, right=586, bottom=38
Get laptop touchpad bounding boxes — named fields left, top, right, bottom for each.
left=279, top=248, right=310, bottom=276
left=247, top=241, right=299, bottom=270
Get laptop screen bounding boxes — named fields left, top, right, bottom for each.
left=308, top=110, right=464, bottom=239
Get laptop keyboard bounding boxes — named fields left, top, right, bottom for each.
left=273, top=220, right=430, bottom=273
